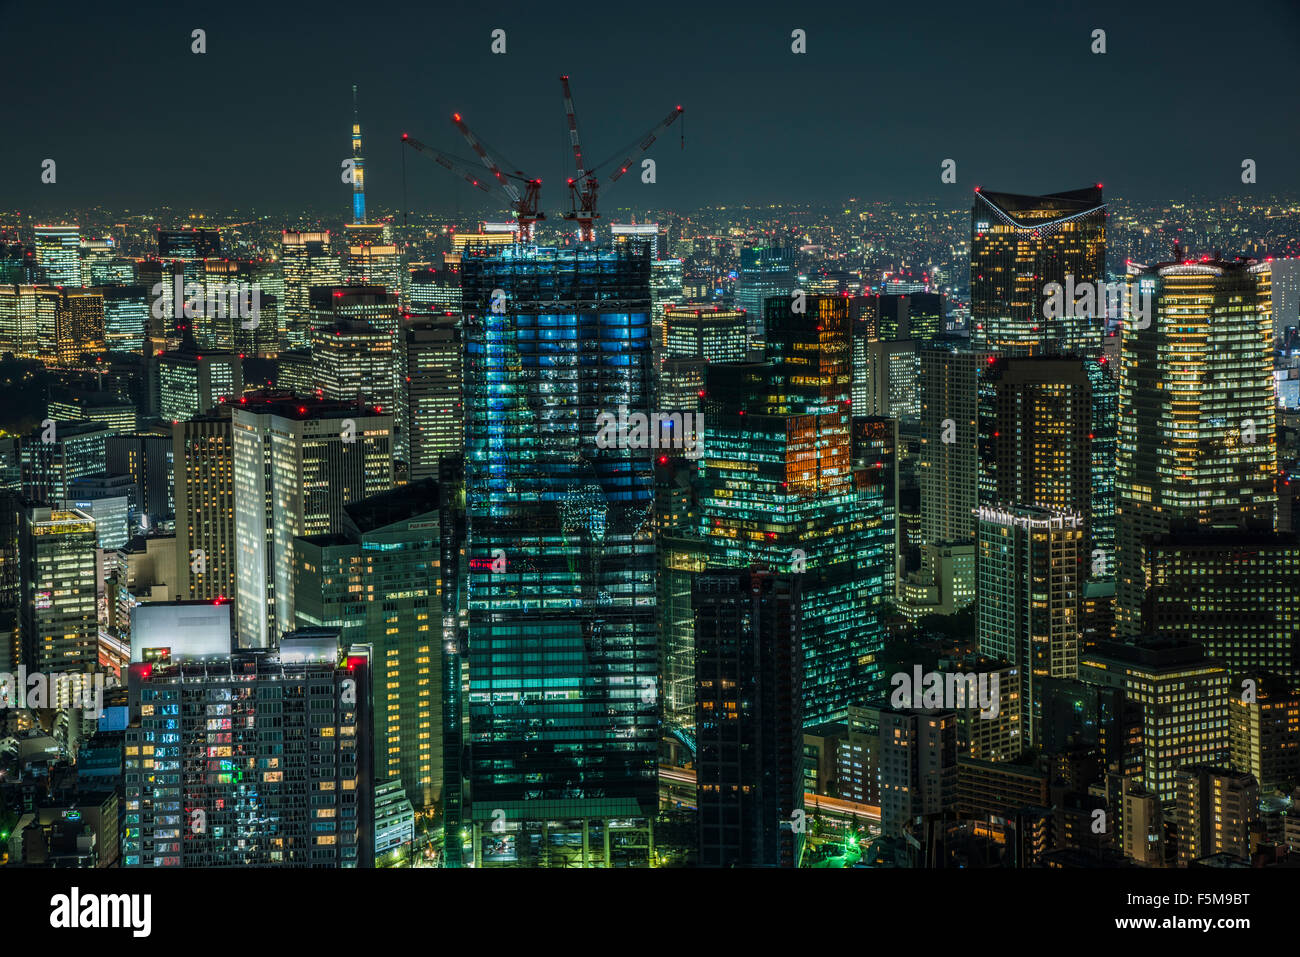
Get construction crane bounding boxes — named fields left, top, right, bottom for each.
left=560, top=75, right=683, bottom=242
left=401, top=112, right=545, bottom=241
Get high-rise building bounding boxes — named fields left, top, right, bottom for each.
left=280, top=231, right=342, bottom=349
left=0, top=285, right=59, bottom=358
left=662, top=303, right=747, bottom=362
left=309, top=285, right=404, bottom=459
left=54, top=289, right=105, bottom=363
left=35, top=225, right=82, bottom=287
left=1143, top=530, right=1300, bottom=682
left=693, top=568, right=803, bottom=868
left=403, top=319, right=463, bottom=482
left=98, top=285, right=149, bottom=353
left=977, top=505, right=1083, bottom=747
left=20, top=420, right=113, bottom=504
left=1175, top=766, right=1258, bottom=865
left=735, top=245, right=795, bottom=347
left=970, top=186, right=1105, bottom=356
left=122, top=634, right=372, bottom=867
left=311, top=319, right=396, bottom=416
left=293, top=480, right=446, bottom=808
left=19, top=505, right=98, bottom=675
left=864, top=339, right=920, bottom=420
left=878, top=707, right=958, bottom=839
left=105, top=432, right=174, bottom=526
left=611, top=222, right=661, bottom=261
left=157, top=346, right=243, bottom=422
left=173, top=406, right=236, bottom=604
left=1115, top=258, right=1276, bottom=635
left=232, top=392, right=394, bottom=648
left=1080, top=639, right=1230, bottom=802
left=978, top=356, right=1099, bottom=558
left=157, top=228, right=221, bottom=260
left=877, top=292, right=943, bottom=342
left=1228, top=678, right=1300, bottom=794
left=699, top=295, right=887, bottom=723
left=462, top=245, right=657, bottom=867
left=919, top=340, right=989, bottom=548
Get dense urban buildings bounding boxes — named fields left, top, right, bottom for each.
left=4, top=17, right=1299, bottom=882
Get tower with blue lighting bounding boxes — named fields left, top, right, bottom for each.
left=462, top=243, right=659, bottom=867
left=351, top=84, right=366, bottom=224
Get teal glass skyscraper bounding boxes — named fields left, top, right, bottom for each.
left=698, top=295, right=889, bottom=725
left=462, top=245, right=658, bottom=867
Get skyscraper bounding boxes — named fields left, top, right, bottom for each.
left=35, top=225, right=82, bottom=287
left=309, top=285, right=404, bottom=458
left=19, top=504, right=98, bottom=675
left=293, top=480, right=446, bottom=808
left=976, top=505, right=1083, bottom=747
left=403, top=318, right=463, bottom=482
left=157, top=345, right=243, bottom=422
left=978, top=357, right=1098, bottom=557
left=281, top=231, right=342, bottom=349
left=1079, top=639, right=1229, bottom=802
left=1115, top=257, right=1275, bottom=635
left=735, top=245, right=795, bottom=348
left=693, top=568, right=803, bottom=868
left=173, top=406, right=236, bottom=604
left=462, top=245, right=658, bottom=866
left=122, top=634, right=373, bottom=867
left=232, top=392, right=394, bottom=648
left=699, top=295, right=887, bottom=723
left=970, top=186, right=1105, bottom=356
left=1142, top=530, right=1300, bottom=682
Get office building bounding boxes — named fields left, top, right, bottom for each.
left=693, top=568, right=803, bottom=868
left=462, top=245, right=657, bottom=867
left=122, top=635, right=372, bottom=867
left=878, top=707, right=958, bottom=839
left=977, top=505, right=1083, bottom=748
left=293, top=480, right=446, bottom=808
left=735, top=245, right=795, bottom=347
left=157, top=346, right=243, bottom=422
left=19, top=505, right=98, bottom=676
left=1080, top=640, right=1230, bottom=802
left=403, top=318, right=463, bottom=481
left=1175, top=766, right=1258, bottom=865
left=699, top=294, right=888, bottom=723
left=173, top=406, right=236, bottom=603
left=662, top=303, right=748, bottom=362
left=232, top=392, right=394, bottom=648
left=1228, top=679, right=1300, bottom=793
left=1142, top=530, right=1300, bottom=681
left=280, top=231, right=342, bottom=349
left=970, top=186, right=1106, bottom=355
left=1116, top=257, right=1275, bottom=635
left=106, top=432, right=174, bottom=527
left=21, top=420, right=113, bottom=504
left=35, top=225, right=82, bottom=287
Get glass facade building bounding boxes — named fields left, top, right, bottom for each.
left=462, top=245, right=658, bottom=866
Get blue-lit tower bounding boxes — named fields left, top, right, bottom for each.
left=462, top=244, right=658, bottom=867
left=351, top=84, right=366, bottom=224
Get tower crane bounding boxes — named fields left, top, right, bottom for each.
left=560, top=75, right=683, bottom=242
left=401, top=111, right=545, bottom=241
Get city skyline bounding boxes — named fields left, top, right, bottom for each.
left=4, top=0, right=1300, bottom=211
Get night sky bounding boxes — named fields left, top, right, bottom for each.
left=6, top=0, right=1300, bottom=214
